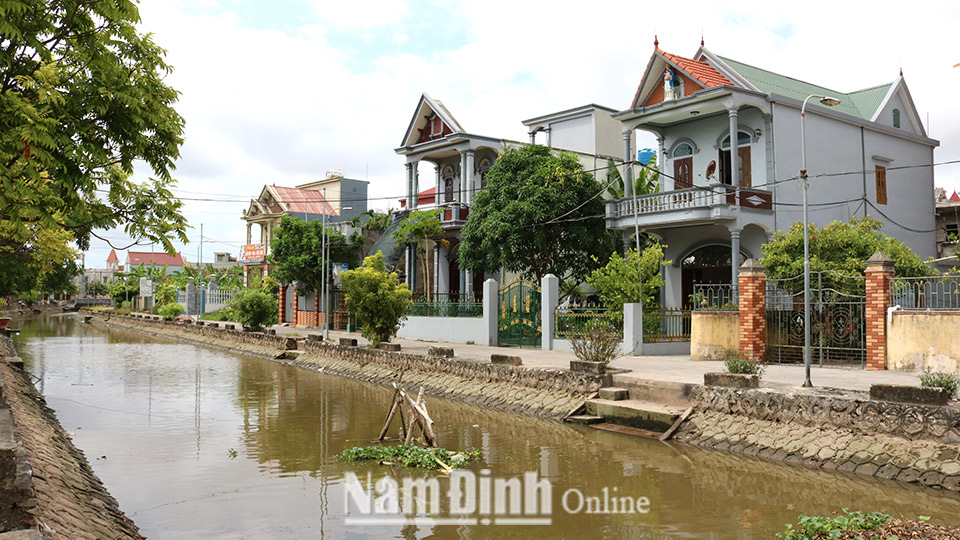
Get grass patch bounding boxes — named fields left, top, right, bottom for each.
left=919, top=369, right=960, bottom=399
left=777, top=509, right=890, bottom=539
left=337, top=445, right=480, bottom=470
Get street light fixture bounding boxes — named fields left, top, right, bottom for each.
left=800, top=94, right=841, bottom=387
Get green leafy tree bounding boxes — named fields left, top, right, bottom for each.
left=38, top=260, right=80, bottom=297
left=1, top=0, right=188, bottom=254
left=392, top=210, right=444, bottom=300
left=0, top=221, right=79, bottom=296
left=270, top=216, right=359, bottom=293
left=85, top=281, right=109, bottom=297
left=340, top=252, right=412, bottom=347
left=230, top=289, right=278, bottom=331
left=606, top=155, right=660, bottom=199
left=459, top=145, right=616, bottom=283
left=761, top=217, right=933, bottom=280
left=587, top=244, right=670, bottom=309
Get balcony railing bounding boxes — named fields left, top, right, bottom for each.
left=608, top=185, right=772, bottom=219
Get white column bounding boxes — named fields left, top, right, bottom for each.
left=245, top=223, right=252, bottom=244
left=545, top=128, right=552, bottom=148
left=728, top=109, right=739, bottom=188
left=483, top=279, right=499, bottom=346
left=410, top=160, right=419, bottom=209
left=405, top=162, right=413, bottom=206
left=541, top=274, right=558, bottom=351
left=657, top=136, right=666, bottom=191
left=623, top=303, right=643, bottom=355
left=623, top=131, right=633, bottom=197
left=433, top=244, right=440, bottom=299
left=529, top=131, right=536, bottom=144
left=465, top=150, right=476, bottom=206
left=437, top=244, right=450, bottom=295
left=459, top=152, right=467, bottom=204
left=436, top=165, right=442, bottom=206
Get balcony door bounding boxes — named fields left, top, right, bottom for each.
left=718, top=131, right=752, bottom=187
left=672, top=143, right=693, bottom=190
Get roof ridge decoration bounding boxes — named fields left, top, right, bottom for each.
left=399, top=93, right=465, bottom=148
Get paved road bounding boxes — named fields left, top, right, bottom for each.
left=267, top=323, right=921, bottom=394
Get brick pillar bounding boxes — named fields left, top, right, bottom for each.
left=738, top=259, right=766, bottom=362
left=291, top=285, right=297, bottom=327
left=278, top=284, right=286, bottom=324
left=315, top=291, right=320, bottom=327
left=865, top=252, right=894, bottom=371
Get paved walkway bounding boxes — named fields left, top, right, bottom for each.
left=268, top=323, right=922, bottom=394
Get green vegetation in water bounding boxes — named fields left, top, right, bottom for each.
left=777, top=509, right=890, bottom=539
left=919, top=369, right=960, bottom=399
left=724, top=354, right=766, bottom=378
left=227, top=448, right=238, bottom=459
left=337, top=445, right=480, bottom=470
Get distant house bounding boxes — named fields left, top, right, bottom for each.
left=935, top=188, right=960, bottom=265
left=124, top=251, right=185, bottom=275
left=77, top=249, right=124, bottom=294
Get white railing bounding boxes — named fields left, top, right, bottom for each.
left=206, top=288, right=237, bottom=312
left=613, top=187, right=722, bottom=218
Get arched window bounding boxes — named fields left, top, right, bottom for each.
left=893, top=108, right=901, bottom=129
left=719, top=131, right=752, bottom=150
left=478, top=158, right=492, bottom=188
left=441, top=166, right=456, bottom=203
left=673, top=143, right=693, bottom=158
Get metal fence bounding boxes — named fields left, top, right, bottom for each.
left=891, top=275, right=960, bottom=311
left=691, top=284, right=738, bottom=311
left=408, top=293, right=482, bottom=318
left=554, top=307, right=623, bottom=339
left=644, top=308, right=691, bottom=342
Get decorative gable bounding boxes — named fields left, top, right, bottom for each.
left=630, top=43, right=733, bottom=109
left=399, top=93, right=465, bottom=148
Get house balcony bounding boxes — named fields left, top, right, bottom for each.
left=439, top=202, right=469, bottom=228
left=605, top=184, right=773, bottom=231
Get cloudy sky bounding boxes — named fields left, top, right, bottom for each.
left=85, top=0, right=960, bottom=267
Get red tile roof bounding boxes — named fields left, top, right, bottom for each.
left=271, top=186, right=337, bottom=216
left=659, top=49, right=733, bottom=88
left=951, top=191, right=960, bottom=203
left=126, top=252, right=184, bottom=267
left=400, top=187, right=437, bottom=208
left=106, top=249, right=118, bottom=262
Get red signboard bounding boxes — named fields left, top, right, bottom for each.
left=240, top=243, right=266, bottom=263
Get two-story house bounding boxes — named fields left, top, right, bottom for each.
left=607, top=39, right=938, bottom=307
left=394, top=93, right=625, bottom=299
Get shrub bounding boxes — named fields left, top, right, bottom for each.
left=230, top=289, right=278, bottom=331
left=777, top=509, right=890, bottom=540
left=570, top=317, right=621, bottom=364
left=919, top=369, right=960, bottom=399
left=724, top=354, right=766, bottom=379
left=337, top=445, right=480, bottom=470
left=340, top=252, right=412, bottom=347
left=158, top=302, right=185, bottom=320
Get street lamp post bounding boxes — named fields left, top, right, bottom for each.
left=799, top=94, right=841, bottom=387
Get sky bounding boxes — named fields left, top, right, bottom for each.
left=85, top=0, right=960, bottom=267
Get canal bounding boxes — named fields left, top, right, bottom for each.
left=12, top=314, right=960, bottom=539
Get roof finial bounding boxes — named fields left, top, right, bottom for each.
left=654, top=35, right=659, bottom=49
left=899, top=66, right=903, bottom=77
left=701, top=29, right=704, bottom=47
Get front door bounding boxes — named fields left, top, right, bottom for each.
left=674, top=157, right=692, bottom=189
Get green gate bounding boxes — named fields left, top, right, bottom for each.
left=498, top=280, right=541, bottom=348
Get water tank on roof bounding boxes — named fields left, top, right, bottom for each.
left=637, top=148, right=655, bottom=165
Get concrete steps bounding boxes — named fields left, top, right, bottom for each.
left=609, top=376, right=697, bottom=408
left=565, top=415, right=604, bottom=425
left=585, top=398, right=684, bottom=433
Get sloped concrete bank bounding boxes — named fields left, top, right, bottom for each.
left=673, top=386, right=960, bottom=493
left=87, top=313, right=599, bottom=419
left=0, top=335, right=142, bottom=540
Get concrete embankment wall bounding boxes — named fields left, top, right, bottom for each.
left=673, top=386, right=960, bottom=492
left=0, top=335, right=142, bottom=540
left=89, top=313, right=601, bottom=419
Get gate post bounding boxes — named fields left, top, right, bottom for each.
left=278, top=284, right=286, bottom=324
left=483, top=279, right=498, bottom=346
left=542, top=274, right=558, bottom=351
left=738, top=259, right=766, bottom=362
left=865, top=252, right=894, bottom=371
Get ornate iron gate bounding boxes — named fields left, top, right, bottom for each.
left=498, top=280, right=541, bottom=348
left=766, top=271, right=866, bottom=367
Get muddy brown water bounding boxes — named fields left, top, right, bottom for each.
left=11, top=313, right=960, bottom=539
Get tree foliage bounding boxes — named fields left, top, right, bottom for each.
left=230, top=289, right=278, bottom=331
left=587, top=244, right=669, bottom=309
left=340, top=252, right=412, bottom=347
left=606, top=155, right=660, bottom=199
left=269, top=216, right=359, bottom=292
left=458, top=145, right=616, bottom=283
left=761, top=217, right=933, bottom=279
left=392, top=210, right=444, bottom=299
left=0, top=221, right=80, bottom=296
left=0, top=0, right=188, bottom=254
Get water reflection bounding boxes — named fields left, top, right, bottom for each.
left=11, top=315, right=960, bottom=539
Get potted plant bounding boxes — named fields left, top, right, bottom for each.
left=569, top=317, right=621, bottom=375
left=705, top=354, right=765, bottom=388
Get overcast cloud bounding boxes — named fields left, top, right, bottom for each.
left=84, top=0, right=960, bottom=267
